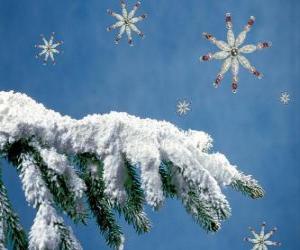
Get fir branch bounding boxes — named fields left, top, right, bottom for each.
left=159, top=162, right=177, bottom=198
left=161, top=161, right=225, bottom=232
left=0, top=164, right=28, bottom=250
left=160, top=161, right=231, bottom=227
left=38, top=165, right=88, bottom=223
left=4, top=139, right=87, bottom=224
left=121, top=160, right=151, bottom=234
left=29, top=202, right=82, bottom=250
left=184, top=189, right=220, bottom=232
left=57, top=222, right=82, bottom=250
left=157, top=160, right=222, bottom=231
left=230, top=173, right=265, bottom=199
left=124, top=161, right=144, bottom=211
left=76, top=153, right=123, bottom=249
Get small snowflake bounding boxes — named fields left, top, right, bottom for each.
left=200, top=13, right=271, bottom=93
left=280, top=92, right=290, bottom=105
left=35, top=32, right=63, bottom=65
left=244, top=222, right=281, bottom=250
left=107, top=0, right=147, bottom=46
left=176, top=99, right=191, bottom=116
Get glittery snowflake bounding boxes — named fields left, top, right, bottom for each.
left=35, top=32, right=63, bottom=65
left=176, top=99, right=191, bottom=116
left=200, top=13, right=271, bottom=93
left=244, top=222, right=281, bottom=250
left=280, top=92, right=290, bottom=105
left=107, top=0, right=147, bottom=46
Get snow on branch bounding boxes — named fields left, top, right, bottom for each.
left=0, top=91, right=264, bottom=249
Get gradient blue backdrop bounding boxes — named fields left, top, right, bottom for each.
left=0, top=0, right=299, bottom=249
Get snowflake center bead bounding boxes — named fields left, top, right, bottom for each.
left=231, top=48, right=239, bottom=57
left=124, top=19, right=130, bottom=25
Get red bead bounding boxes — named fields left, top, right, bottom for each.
left=262, top=42, right=270, bottom=48
left=226, top=16, right=232, bottom=23
left=248, top=19, right=254, bottom=26
left=253, top=71, right=260, bottom=77
left=202, top=55, right=209, bottom=61
left=215, top=75, right=222, bottom=84
left=205, top=33, right=212, bottom=40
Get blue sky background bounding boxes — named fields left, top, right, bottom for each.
left=0, top=0, right=299, bottom=249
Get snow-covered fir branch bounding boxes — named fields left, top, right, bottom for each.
left=29, top=202, right=82, bottom=250
left=0, top=165, right=28, bottom=249
left=39, top=147, right=86, bottom=201
left=18, top=153, right=54, bottom=208
left=0, top=91, right=264, bottom=249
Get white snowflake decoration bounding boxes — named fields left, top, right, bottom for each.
left=107, top=0, right=147, bottom=46
left=200, top=13, right=271, bottom=93
left=35, top=32, right=63, bottom=65
left=176, top=99, right=191, bottom=116
left=280, top=92, right=290, bottom=105
left=244, top=222, right=281, bottom=250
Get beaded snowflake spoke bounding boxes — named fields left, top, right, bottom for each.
left=235, top=16, right=255, bottom=47
left=231, top=57, right=239, bottom=93
left=107, top=0, right=146, bottom=46
left=200, top=13, right=271, bottom=93
left=244, top=222, right=281, bottom=249
left=213, top=57, right=231, bottom=87
left=226, top=13, right=235, bottom=47
left=35, top=32, right=63, bottom=65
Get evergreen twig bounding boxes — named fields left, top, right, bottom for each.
left=161, top=161, right=226, bottom=232
left=4, top=139, right=87, bottom=223
left=0, top=163, right=28, bottom=250
left=57, top=222, right=82, bottom=250
left=159, top=162, right=177, bottom=198
left=230, top=173, right=265, bottom=199
left=121, top=160, right=151, bottom=234
left=76, top=153, right=123, bottom=249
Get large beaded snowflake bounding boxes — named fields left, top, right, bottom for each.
left=107, top=0, right=147, bottom=46
left=35, top=32, right=63, bottom=65
left=200, top=13, right=271, bottom=93
left=244, top=222, right=281, bottom=249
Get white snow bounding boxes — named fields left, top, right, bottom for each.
left=40, top=147, right=86, bottom=199
left=103, top=153, right=127, bottom=204
left=0, top=91, right=241, bottom=209
left=29, top=202, right=82, bottom=250
left=0, top=218, right=6, bottom=250
left=29, top=203, right=63, bottom=250
left=19, top=154, right=53, bottom=208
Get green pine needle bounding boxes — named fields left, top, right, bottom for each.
left=57, top=222, right=81, bottom=250
left=122, top=160, right=151, bottom=234
left=0, top=164, right=28, bottom=250
left=230, top=174, right=265, bottom=199
left=76, top=154, right=123, bottom=249
left=159, top=162, right=177, bottom=198
left=4, top=139, right=87, bottom=224
left=161, top=161, right=231, bottom=230
left=184, top=189, right=220, bottom=232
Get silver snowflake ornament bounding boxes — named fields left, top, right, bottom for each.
left=35, top=32, right=63, bottom=65
left=200, top=13, right=271, bottom=93
left=107, top=0, right=147, bottom=46
left=176, top=99, right=191, bottom=116
left=244, top=222, right=281, bottom=250
left=280, top=92, right=290, bottom=105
